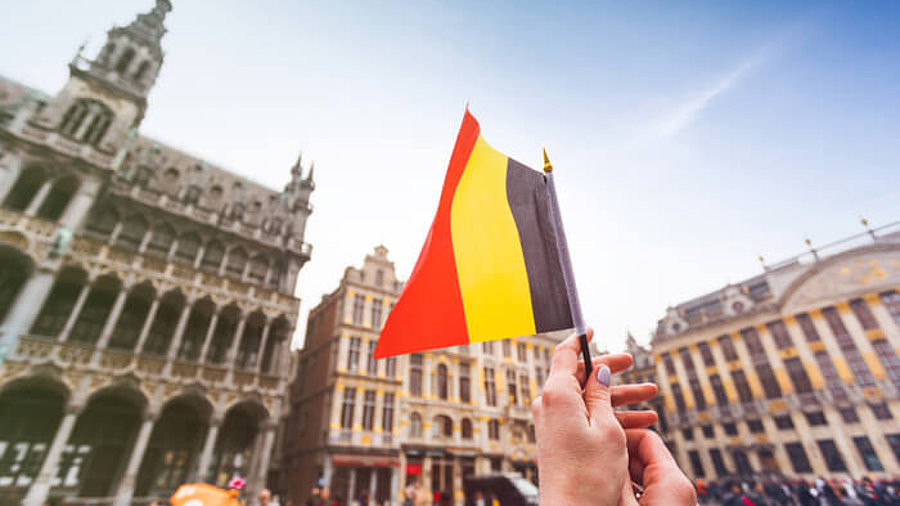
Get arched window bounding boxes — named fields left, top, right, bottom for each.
left=433, top=415, right=452, bottom=438
left=60, top=99, right=113, bottom=146
left=117, top=215, right=148, bottom=250
left=147, top=223, right=175, bottom=256
left=0, top=247, right=32, bottom=322
left=461, top=418, right=473, bottom=440
left=133, top=60, right=151, bottom=81
left=36, top=175, right=79, bottom=221
left=488, top=419, right=500, bottom=440
left=436, top=364, right=449, bottom=400
left=3, top=166, right=48, bottom=211
left=184, top=185, right=202, bottom=205
left=247, top=254, right=268, bottom=282
left=230, top=203, right=245, bottom=221
left=225, top=248, right=247, bottom=277
left=86, top=205, right=118, bottom=239
left=174, top=232, right=200, bottom=264
left=201, top=241, right=224, bottom=271
left=115, top=47, right=136, bottom=73
left=409, top=412, right=422, bottom=438
left=31, top=267, right=87, bottom=337
left=143, top=290, right=186, bottom=355
left=69, top=275, right=121, bottom=344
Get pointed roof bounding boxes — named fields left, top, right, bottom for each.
left=111, top=0, right=172, bottom=57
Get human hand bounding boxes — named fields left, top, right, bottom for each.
left=533, top=329, right=659, bottom=506
left=619, top=429, right=696, bottom=506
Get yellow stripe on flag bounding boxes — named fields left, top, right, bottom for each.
left=450, top=135, right=536, bottom=343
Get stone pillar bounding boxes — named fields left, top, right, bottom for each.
left=165, top=304, right=193, bottom=360
left=57, top=282, right=91, bottom=342
left=323, top=453, right=334, bottom=491
left=198, top=312, right=220, bottom=363
left=250, top=423, right=277, bottom=497
left=134, top=297, right=161, bottom=353
left=348, top=467, right=357, bottom=506
left=94, top=289, right=129, bottom=351
left=23, top=180, right=53, bottom=216
left=390, top=464, right=400, bottom=506
left=369, top=467, right=377, bottom=505
left=0, top=154, right=23, bottom=204
left=21, top=402, right=83, bottom=506
left=112, top=410, right=158, bottom=506
left=225, top=314, right=248, bottom=366
left=0, top=269, right=55, bottom=357
left=255, top=321, right=273, bottom=373
left=195, top=416, right=222, bottom=483
left=58, top=180, right=99, bottom=229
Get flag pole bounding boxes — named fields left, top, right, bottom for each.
left=542, top=149, right=592, bottom=380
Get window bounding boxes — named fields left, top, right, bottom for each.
left=488, top=419, right=500, bottom=440
left=520, top=374, right=532, bottom=404
left=756, top=364, right=782, bottom=399
left=184, top=185, right=202, bottom=205
left=701, top=425, right=714, bottom=439
left=225, top=248, right=247, bottom=277
left=681, top=428, right=694, bottom=441
left=385, top=356, right=396, bottom=377
left=409, top=412, right=422, bottom=438
left=60, top=99, right=113, bottom=146
left=850, top=299, right=880, bottom=330
left=133, top=60, right=151, bottom=81
left=432, top=416, right=452, bottom=438
left=709, top=449, right=729, bottom=476
left=366, top=341, right=377, bottom=375
left=731, top=370, right=754, bottom=403
left=517, top=342, right=526, bottom=362
left=230, top=203, right=245, bottom=220
left=436, top=364, right=449, bottom=400
left=854, top=436, right=884, bottom=471
left=117, top=215, right=148, bottom=250
left=718, top=335, right=738, bottom=361
left=670, top=383, right=687, bottom=413
left=685, top=451, right=704, bottom=478
left=247, top=254, right=268, bottom=282
left=482, top=341, right=494, bottom=355
left=767, top=320, right=794, bottom=349
left=484, top=367, right=497, bottom=406
left=382, top=393, right=394, bottom=432
left=679, top=347, right=696, bottom=372
left=506, top=369, right=519, bottom=406
left=881, top=291, right=900, bottom=325
left=805, top=411, right=827, bottom=426
left=174, top=233, right=200, bottom=263
left=814, top=350, right=848, bottom=402
left=662, top=353, right=676, bottom=375
left=732, top=450, right=753, bottom=474
left=201, top=241, right=224, bottom=270
left=698, top=342, right=714, bottom=366
left=375, top=269, right=384, bottom=287
left=872, top=339, right=900, bottom=388
left=839, top=406, right=859, bottom=423
left=147, top=223, right=174, bottom=256
left=341, top=388, right=356, bottom=429
left=741, top=328, right=765, bottom=356
left=747, top=419, right=764, bottom=433
left=796, top=313, right=820, bottom=341
left=784, top=358, right=813, bottom=393
left=870, top=402, right=893, bottom=420
left=822, top=306, right=875, bottom=387
left=371, top=299, right=383, bottom=329
left=347, top=337, right=361, bottom=372
left=709, top=374, right=729, bottom=406
left=502, top=340, right=511, bottom=358
left=785, top=442, right=812, bottom=473
left=689, top=378, right=706, bottom=410
left=459, top=363, right=471, bottom=403
left=461, top=419, right=473, bottom=440
left=352, top=294, right=365, bottom=325
left=817, top=439, right=848, bottom=472
left=115, top=47, right=135, bottom=73
left=774, top=415, right=794, bottom=430
left=887, top=434, right=900, bottom=465
left=409, top=354, right=423, bottom=397
left=362, top=390, right=376, bottom=430
left=723, top=423, right=738, bottom=436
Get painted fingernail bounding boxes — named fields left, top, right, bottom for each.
left=596, top=365, right=611, bottom=387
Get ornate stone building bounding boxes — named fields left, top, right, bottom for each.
left=652, top=225, right=900, bottom=482
left=282, top=246, right=564, bottom=506
left=0, top=2, right=314, bottom=504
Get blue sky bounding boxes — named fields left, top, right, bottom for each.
left=4, top=0, right=899, bottom=350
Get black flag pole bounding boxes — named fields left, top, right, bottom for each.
left=542, top=149, right=593, bottom=380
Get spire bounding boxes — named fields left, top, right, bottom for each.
left=304, top=161, right=315, bottom=183
left=542, top=148, right=553, bottom=173
left=123, top=0, right=172, bottom=48
left=291, top=151, right=303, bottom=177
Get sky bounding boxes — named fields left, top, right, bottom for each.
left=4, top=0, right=900, bottom=351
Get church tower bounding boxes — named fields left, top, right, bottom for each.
left=25, top=0, right=172, bottom=162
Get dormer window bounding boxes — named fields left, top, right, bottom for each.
left=59, top=99, right=113, bottom=147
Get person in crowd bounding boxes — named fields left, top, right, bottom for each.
left=258, top=488, right=272, bottom=506
left=306, top=486, right=322, bottom=506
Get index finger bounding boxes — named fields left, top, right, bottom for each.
left=549, top=328, right=593, bottom=379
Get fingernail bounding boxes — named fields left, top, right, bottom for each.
left=596, top=365, right=611, bottom=387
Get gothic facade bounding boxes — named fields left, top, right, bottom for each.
left=0, top=1, right=314, bottom=504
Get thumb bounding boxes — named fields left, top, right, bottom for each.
left=583, top=364, right=614, bottom=425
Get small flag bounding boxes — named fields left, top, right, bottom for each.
left=375, top=110, right=572, bottom=358
left=170, top=483, right=241, bottom=506
left=227, top=475, right=247, bottom=491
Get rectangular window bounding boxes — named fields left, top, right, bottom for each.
left=796, top=313, right=820, bottom=341
left=681, top=428, right=694, bottom=441
left=341, top=388, right=356, bottom=429
left=805, top=411, right=827, bottom=426
left=506, top=369, right=518, bottom=406
left=701, top=425, right=715, bottom=439
left=459, top=363, right=471, bottom=403
left=741, top=327, right=765, bottom=356
left=872, top=339, right=900, bottom=387
left=881, top=291, right=900, bottom=325
left=822, top=306, right=875, bottom=387
left=484, top=367, right=497, bottom=406
left=755, top=364, right=782, bottom=399
left=352, top=294, right=365, bottom=325
left=698, top=342, right=715, bottom=367
left=689, top=378, right=707, bottom=410
left=723, top=422, right=738, bottom=436
left=362, top=390, right=376, bottom=430
left=785, top=442, right=812, bottom=473
left=385, top=357, right=396, bottom=377
left=382, top=393, right=394, bottom=432
left=767, top=320, right=794, bottom=349
left=670, top=383, right=687, bottom=413
left=814, top=350, right=848, bottom=402
left=817, top=439, right=848, bottom=472
left=366, top=340, right=377, bottom=375
left=482, top=341, right=494, bottom=355
left=520, top=373, right=532, bottom=404
left=839, top=406, right=859, bottom=424
left=347, top=337, right=361, bottom=372
left=410, top=354, right=423, bottom=397
left=887, top=434, right=900, bottom=465
left=517, top=342, right=526, bottom=362
left=371, top=298, right=383, bottom=329
left=850, top=298, right=879, bottom=330
left=709, top=374, right=729, bottom=406
left=870, top=402, right=893, bottom=420
left=719, top=335, right=738, bottom=361
left=679, top=347, right=696, bottom=372
left=747, top=419, right=764, bottom=433
left=774, top=414, right=794, bottom=430
left=784, top=358, right=813, bottom=393
left=502, top=340, right=511, bottom=358
left=710, top=449, right=729, bottom=476
left=488, top=419, right=500, bottom=440
left=688, top=450, right=705, bottom=477
left=662, top=353, right=676, bottom=375
left=854, top=436, right=884, bottom=471
left=731, top=370, right=754, bottom=403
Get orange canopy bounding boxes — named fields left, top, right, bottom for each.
left=170, top=483, right=241, bottom=506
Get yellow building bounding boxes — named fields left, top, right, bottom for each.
left=652, top=226, right=900, bottom=481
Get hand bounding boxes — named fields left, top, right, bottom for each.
left=619, top=429, right=696, bottom=506
left=533, top=329, right=659, bottom=506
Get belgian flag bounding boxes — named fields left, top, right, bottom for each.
left=374, top=110, right=573, bottom=358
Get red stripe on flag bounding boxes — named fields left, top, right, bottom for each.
left=374, top=110, right=480, bottom=358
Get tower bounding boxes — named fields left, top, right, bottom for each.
left=26, top=0, right=172, bottom=160
left=284, top=152, right=315, bottom=241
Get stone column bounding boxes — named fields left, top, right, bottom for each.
left=0, top=269, right=56, bottom=357
left=94, top=289, right=129, bottom=351
left=250, top=423, right=277, bottom=497
left=58, top=179, right=99, bottom=230
left=225, top=314, right=248, bottom=366
left=348, top=467, right=357, bottom=506
left=195, top=416, right=223, bottom=483
left=255, top=321, right=273, bottom=373
left=323, top=453, right=334, bottom=491
left=133, top=297, right=161, bottom=354
left=21, top=402, right=83, bottom=506
left=369, top=467, right=377, bottom=505
left=165, top=304, right=193, bottom=360
left=198, top=312, right=220, bottom=363
left=0, top=154, right=23, bottom=204
left=112, top=410, right=158, bottom=506
left=57, top=283, right=91, bottom=342
left=23, top=180, right=53, bottom=216
left=390, top=464, right=399, bottom=506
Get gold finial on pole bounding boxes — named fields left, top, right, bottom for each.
left=542, top=148, right=553, bottom=173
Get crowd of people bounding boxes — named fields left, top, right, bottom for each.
left=696, top=476, right=900, bottom=506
